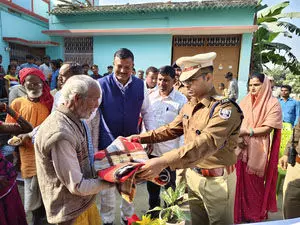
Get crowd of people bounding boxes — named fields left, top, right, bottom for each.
left=0, top=48, right=299, bottom=225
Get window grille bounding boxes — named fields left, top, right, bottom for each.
left=64, top=37, right=93, bottom=65
left=174, top=35, right=241, bottom=47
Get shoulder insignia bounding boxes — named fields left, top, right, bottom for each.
left=220, top=98, right=231, bottom=105
left=219, top=108, right=232, bottom=120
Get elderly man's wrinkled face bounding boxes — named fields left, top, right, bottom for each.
left=77, top=84, right=101, bottom=119
left=24, top=75, right=43, bottom=100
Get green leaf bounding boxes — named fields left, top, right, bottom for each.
left=147, top=206, right=163, bottom=212
left=161, top=189, right=173, bottom=206
left=258, top=1, right=289, bottom=18
left=260, top=22, right=286, bottom=33
left=274, top=12, right=300, bottom=19
left=277, top=21, right=300, bottom=36
left=257, top=16, right=277, bottom=24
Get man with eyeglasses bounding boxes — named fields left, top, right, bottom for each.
left=128, top=52, right=243, bottom=225
left=95, top=48, right=155, bottom=225
left=51, top=62, right=83, bottom=112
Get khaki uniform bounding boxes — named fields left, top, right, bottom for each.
left=173, top=81, right=189, bottom=184
left=174, top=81, right=189, bottom=100
left=140, top=88, right=243, bottom=225
left=283, top=120, right=300, bottom=219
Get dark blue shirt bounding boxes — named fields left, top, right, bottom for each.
left=279, top=97, right=300, bottom=127
left=50, top=69, right=59, bottom=90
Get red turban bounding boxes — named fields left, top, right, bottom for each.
left=19, top=68, right=54, bottom=112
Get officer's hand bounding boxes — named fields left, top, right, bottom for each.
left=279, top=155, right=288, bottom=170
left=126, top=135, right=141, bottom=143
left=137, top=157, right=167, bottom=180
left=17, top=133, right=32, bottom=145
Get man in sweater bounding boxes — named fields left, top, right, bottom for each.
left=97, top=48, right=155, bottom=225
left=35, top=75, right=112, bottom=225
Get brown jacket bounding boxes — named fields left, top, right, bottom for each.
left=140, top=88, right=243, bottom=170
left=35, top=106, right=95, bottom=223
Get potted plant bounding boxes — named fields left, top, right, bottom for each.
left=148, top=182, right=191, bottom=225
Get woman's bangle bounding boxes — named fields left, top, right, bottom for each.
left=249, top=128, right=254, bottom=137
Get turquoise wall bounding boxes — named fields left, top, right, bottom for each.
left=50, top=8, right=254, bottom=30
left=238, top=33, right=253, bottom=100
left=93, top=35, right=172, bottom=73
left=0, top=10, right=9, bottom=70
left=0, top=10, right=48, bottom=41
left=33, top=0, right=49, bottom=19
left=0, top=6, right=50, bottom=70
left=46, top=36, right=64, bottom=60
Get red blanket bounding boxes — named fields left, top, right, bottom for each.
left=94, top=137, right=168, bottom=202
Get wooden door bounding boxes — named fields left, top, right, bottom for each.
left=172, top=35, right=241, bottom=94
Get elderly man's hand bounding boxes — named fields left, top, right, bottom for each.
left=126, top=134, right=141, bottom=143
left=279, top=155, right=288, bottom=170
left=137, top=157, right=168, bottom=181
left=17, top=133, right=32, bottom=145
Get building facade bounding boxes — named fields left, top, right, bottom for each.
left=0, top=0, right=258, bottom=99
left=0, top=0, right=59, bottom=68
left=46, top=0, right=257, bottom=98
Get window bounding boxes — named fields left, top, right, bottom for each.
left=64, top=37, right=93, bottom=66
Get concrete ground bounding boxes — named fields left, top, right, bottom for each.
left=19, top=180, right=283, bottom=225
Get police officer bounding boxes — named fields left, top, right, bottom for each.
left=128, top=52, right=243, bottom=225
left=279, top=120, right=300, bottom=219
left=172, top=63, right=189, bottom=100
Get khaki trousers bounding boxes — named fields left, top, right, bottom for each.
left=186, top=168, right=236, bottom=225
left=283, top=163, right=300, bottom=219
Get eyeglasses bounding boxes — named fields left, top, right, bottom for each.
left=182, top=72, right=208, bottom=85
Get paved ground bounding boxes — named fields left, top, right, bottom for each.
left=19, top=180, right=283, bottom=225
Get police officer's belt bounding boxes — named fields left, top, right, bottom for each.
left=192, top=165, right=235, bottom=177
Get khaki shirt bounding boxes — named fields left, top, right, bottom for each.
left=286, top=120, right=300, bottom=155
left=140, top=88, right=243, bottom=170
left=174, top=81, right=189, bottom=100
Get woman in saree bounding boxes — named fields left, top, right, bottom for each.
left=234, top=73, right=282, bottom=223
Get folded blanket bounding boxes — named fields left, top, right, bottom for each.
left=94, top=137, right=169, bottom=202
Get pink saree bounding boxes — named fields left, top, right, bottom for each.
left=234, top=76, right=282, bottom=223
